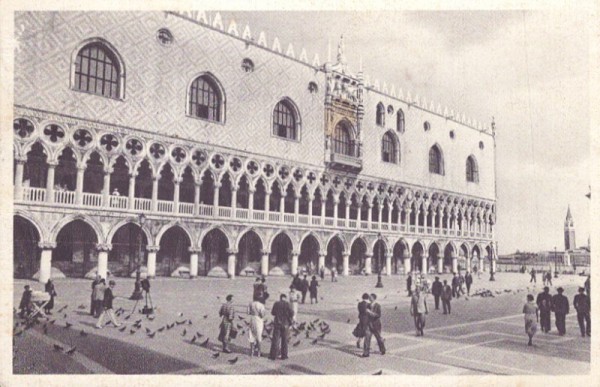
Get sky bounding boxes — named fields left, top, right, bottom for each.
left=217, top=9, right=592, bottom=254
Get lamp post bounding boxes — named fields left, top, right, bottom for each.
left=554, top=246, right=558, bottom=278
left=489, top=242, right=496, bottom=281
left=130, top=213, right=146, bottom=300
left=375, top=233, right=384, bottom=288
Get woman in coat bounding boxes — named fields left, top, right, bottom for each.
left=44, top=279, right=57, bottom=314
left=247, top=300, right=266, bottom=357
left=523, top=294, right=539, bottom=346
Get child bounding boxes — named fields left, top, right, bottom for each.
left=18, top=285, right=32, bottom=318
left=309, top=276, right=319, bottom=304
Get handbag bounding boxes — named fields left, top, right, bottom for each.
left=229, top=324, right=238, bottom=339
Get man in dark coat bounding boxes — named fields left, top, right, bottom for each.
left=252, top=277, right=262, bottom=302
left=573, top=287, right=591, bottom=337
left=300, top=275, right=309, bottom=304
left=552, top=287, right=569, bottom=335
left=218, top=294, right=235, bottom=353
left=431, top=277, right=443, bottom=310
left=465, top=272, right=473, bottom=295
left=406, top=273, right=412, bottom=297
left=18, top=285, right=32, bottom=318
left=451, top=273, right=460, bottom=298
left=536, top=286, right=553, bottom=333
left=356, top=293, right=371, bottom=352
left=441, top=280, right=452, bottom=315
left=530, top=268, right=537, bottom=283
left=90, top=274, right=100, bottom=315
left=269, top=294, right=295, bottom=360
left=364, top=294, right=386, bottom=356
left=290, top=274, right=302, bottom=291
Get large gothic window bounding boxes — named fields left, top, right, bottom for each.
left=381, top=132, right=397, bottom=163
left=396, top=109, right=405, bottom=132
left=376, top=102, right=385, bottom=127
left=273, top=99, right=298, bottom=140
left=332, top=121, right=353, bottom=156
left=74, top=42, right=122, bottom=99
left=429, top=145, right=444, bottom=175
left=466, top=155, right=479, bottom=182
left=188, top=74, right=223, bottom=122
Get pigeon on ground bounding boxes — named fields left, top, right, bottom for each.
left=188, top=319, right=192, bottom=325
left=212, top=352, right=220, bottom=359
left=49, top=319, right=56, bottom=325
left=14, top=330, right=23, bottom=337
left=130, top=329, right=136, bottom=335
left=178, top=312, right=184, bottom=317
left=318, top=333, right=326, bottom=339
left=119, top=325, right=127, bottom=332
left=182, top=329, right=187, bottom=337
left=228, top=357, right=238, bottom=364
left=311, top=338, right=318, bottom=345
left=200, top=338, right=209, bottom=347
left=77, top=305, right=86, bottom=310
left=66, top=347, right=76, bottom=355
left=394, top=306, right=398, bottom=310
left=196, top=332, right=203, bottom=338
left=238, top=315, right=245, bottom=320
left=145, top=327, right=151, bottom=334
left=203, top=315, right=209, bottom=319
left=147, top=315, right=155, bottom=321
left=147, top=331, right=156, bottom=338
left=158, top=327, right=165, bottom=332
left=63, top=314, right=68, bottom=319
left=57, top=305, right=68, bottom=313
left=347, top=318, right=351, bottom=323
left=373, top=370, right=383, bottom=375
left=190, top=336, right=197, bottom=344
left=305, top=331, right=310, bottom=339
left=65, top=322, right=73, bottom=329
left=124, top=315, right=131, bottom=320
left=43, top=326, right=48, bottom=335
left=53, top=344, right=64, bottom=351
left=135, top=319, right=142, bottom=324
left=293, top=340, right=301, bottom=347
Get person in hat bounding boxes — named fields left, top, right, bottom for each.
left=218, top=294, right=235, bottom=353
left=431, top=276, right=443, bottom=310
left=523, top=294, right=539, bottom=346
left=552, top=287, right=569, bottom=336
left=44, top=279, right=57, bottom=315
left=18, top=285, right=32, bottom=318
left=269, top=294, right=294, bottom=361
left=96, top=280, right=121, bottom=328
left=573, top=287, right=591, bottom=337
left=536, top=286, right=553, bottom=333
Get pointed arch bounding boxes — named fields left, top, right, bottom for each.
left=268, top=229, right=297, bottom=252
left=429, top=144, right=444, bottom=175
left=466, top=155, right=479, bottom=183
left=273, top=97, right=301, bottom=140
left=376, top=102, right=385, bottom=126
left=155, top=222, right=195, bottom=248
left=382, top=130, right=399, bottom=164
left=107, top=218, right=154, bottom=246
left=187, top=72, right=226, bottom=123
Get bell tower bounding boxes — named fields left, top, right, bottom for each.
left=564, top=205, right=576, bottom=251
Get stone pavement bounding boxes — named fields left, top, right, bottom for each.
left=12, top=272, right=590, bottom=375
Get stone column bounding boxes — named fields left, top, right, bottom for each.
left=333, top=197, right=339, bottom=222
left=128, top=173, right=137, bottom=210
left=367, top=203, right=373, bottom=229
left=75, top=163, right=85, bottom=205
left=102, top=169, right=111, bottom=207
left=321, top=199, right=326, bottom=224
left=491, top=259, right=497, bottom=273
left=403, top=252, right=411, bottom=275
left=261, top=250, right=270, bottom=276
left=173, top=178, right=181, bottom=213
left=387, top=206, right=393, bottom=228
left=248, top=189, right=255, bottom=218
left=422, top=255, right=428, bottom=274
left=385, top=253, right=392, bottom=276
left=479, top=256, right=485, bottom=272
left=213, top=183, right=221, bottom=216
left=14, top=158, right=25, bottom=201
left=294, top=194, right=300, bottom=220
left=46, top=162, right=57, bottom=203
left=377, top=205, right=383, bottom=228
left=452, top=252, right=458, bottom=274
left=193, top=181, right=201, bottom=215
left=345, top=203, right=351, bottom=224
left=437, top=256, right=443, bottom=274
left=466, top=252, right=471, bottom=272
left=150, top=175, right=159, bottom=212
left=318, top=254, right=325, bottom=273
left=291, top=252, right=299, bottom=275
left=279, top=196, right=285, bottom=218
left=38, top=242, right=55, bottom=283
left=365, top=254, right=373, bottom=275
left=342, top=253, right=349, bottom=276
left=231, top=187, right=238, bottom=214
left=227, top=249, right=237, bottom=279
left=307, top=195, right=314, bottom=223
left=189, top=248, right=200, bottom=278
left=264, top=190, right=271, bottom=213
left=96, top=243, right=111, bottom=280
left=146, top=245, right=160, bottom=278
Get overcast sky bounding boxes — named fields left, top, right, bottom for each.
left=219, top=10, right=591, bottom=254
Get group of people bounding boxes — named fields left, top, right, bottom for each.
left=354, top=293, right=386, bottom=357
left=529, top=268, right=554, bottom=285
left=89, top=275, right=121, bottom=329
left=523, top=283, right=591, bottom=346
left=18, top=279, right=57, bottom=318
left=290, top=274, right=320, bottom=304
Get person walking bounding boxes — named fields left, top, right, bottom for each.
left=218, top=294, right=235, bottom=353
left=573, top=287, right=591, bottom=337
left=431, top=276, right=442, bottom=310
left=90, top=274, right=100, bottom=315
left=552, top=287, right=569, bottom=336
left=300, top=275, right=309, bottom=304
left=355, top=293, right=371, bottom=356
left=288, top=287, right=300, bottom=322
left=465, top=271, right=473, bottom=296
left=523, top=294, right=539, bottom=346
left=331, top=267, right=338, bottom=282
left=546, top=271, right=553, bottom=286
left=290, top=274, right=302, bottom=291
left=44, top=279, right=57, bottom=315
left=530, top=268, right=537, bottom=283
left=458, top=272, right=466, bottom=297
left=247, top=299, right=266, bottom=357
left=92, top=278, right=106, bottom=318
left=406, top=273, right=413, bottom=297
left=320, top=266, right=325, bottom=280
left=451, top=273, right=460, bottom=298
left=410, top=287, right=428, bottom=336
left=536, top=286, right=553, bottom=333
left=269, top=294, right=295, bottom=361
left=441, top=280, right=452, bottom=315
left=96, top=280, right=121, bottom=329
left=364, top=294, right=386, bottom=355
left=309, top=276, right=319, bottom=304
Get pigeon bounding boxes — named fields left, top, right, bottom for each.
left=57, top=305, right=68, bottom=313
left=119, top=325, right=127, bottom=332
left=373, top=370, right=383, bottom=375
left=187, top=319, right=192, bottom=325
left=190, top=336, right=197, bottom=344
left=395, top=306, right=398, bottom=310
left=158, top=327, right=165, bottom=332
left=135, top=319, right=142, bottom=324
left=238, top=316, right=245, bottom=320
left=203, top=315, right=209, bottom=319
left=145, top=327, right=151, bottom=334
left=228, top=357, right=238, bottom=364
left=196, top=332, right=203, bottom=338
left=43, top=326, right=48, bottom=335
left=176, top=320, right=186, bottom=326
left=49, top=319, right=56, bottom=325
left=80, top=330, right=88, bottom=337
left=63, top=313, right=68, bottom=319
left=212, top=352, right=220, bottom=359
left=77, top=304, right=86, bottom=310
left=147, top=331, right=156, bottom=338
left=305, top=331, right=310, bottom=339
left=53, top=344, right=64, bottom=351
left=318, top=333, right=326, bottom=339
left=147, top=315, right=155, bottom=321
left=293, top=340, right=301, bottom=347
left=236, top=324, right=243, bottom=330
left=311, top=338, right=318, bottom=345
left=178, top=312, right=184, bottom=317
left=347, top=318, right=351, bottom=323
left=130, top=329, right=136, bottom=334
left=124, top=315, right=131, bottom=321
left=200, top=338, right=209, bottom=347
left=182, top=329, right=187, bottom=337
left=384, top=295, right=388, bottom=299
left=65, top=322, right=72, bottom=329
left=14, top=330, right=23, bottom=337
left=66, top=347, right=76, bottom=355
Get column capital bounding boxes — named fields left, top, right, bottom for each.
left=248, top=188, right=256, bottom=194
left=214, top=183, right=222, bottom=189
left=291, top=251, right=300, bottom=256
left=146, top=245, right=160, bottom=252
left=15, top=157, right=27, bottom=164
left=47, top=161, right=59, bottom=167
left=261, top=249, right=271, bottom=255
left=38, top=242, right=56, bottom=249
left=76, top=162, right=87, bottom=171
left=173, top=177, right=182, bottom=185
left=188, top=247, right=202, bottom=254
left=129, top=172, right=139, bottom=179
left=103, top=167, right=113, bottom=175
left=365, top=253, right=373, bottom=258
left=226, top=248, right=238, bottom=255
left=96, top=243, right=112, bottom=252
left=342, top=252, right=350, bottom=258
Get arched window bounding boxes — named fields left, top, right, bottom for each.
left=429, top=145, right=444, bottom=175
left=376, top=103, right=385, bottom=127
left=73, top=42, right=122, bottom=99
left=189, top=75, right=223, bottom=122
left=396, top=109, right=405, bottom=133
left=466, top=156, right=479, bottom=182
left=273, top=99, right=298, bottom=140
left=332, top=121, right=353, bottom=156
left=381, top=132, right=398, bottom=164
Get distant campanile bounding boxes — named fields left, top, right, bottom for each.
left=564, top=205, right=576, bottom=251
